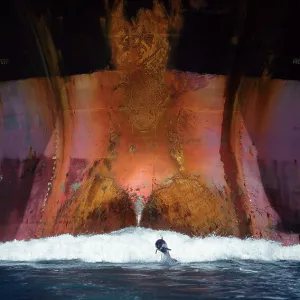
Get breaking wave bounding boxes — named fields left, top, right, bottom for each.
left=0, top=227, right=300, bottom=263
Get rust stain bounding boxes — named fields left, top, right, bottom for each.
left=110, top=0, right=182, bottom=131
left=25, top=12, right=73, bottom=237
left=53, top=174, right=136, bottom=235
left=141, top=176, right=239, bottom=237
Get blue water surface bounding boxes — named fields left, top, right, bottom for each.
left=1, top=259, right=299, bottom=300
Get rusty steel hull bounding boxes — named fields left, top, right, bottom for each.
left=1, top=0, right=300, bottom=244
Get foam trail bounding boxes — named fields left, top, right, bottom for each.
left=0, top=227, right=300, bottom=263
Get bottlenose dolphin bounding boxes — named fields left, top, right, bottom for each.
left=155, top=238, right=178, bottom=262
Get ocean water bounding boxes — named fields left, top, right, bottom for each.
left=0, top=227, right=300, bottom=299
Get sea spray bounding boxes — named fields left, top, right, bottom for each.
left=1, top=227, right=300, bottom=263
left=133, top=196, right=145, bottom=226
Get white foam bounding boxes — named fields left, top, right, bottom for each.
left=0, top=227, right=300, bottom=263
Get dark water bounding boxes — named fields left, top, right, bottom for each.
left=0, top=260, right=299, bottom=300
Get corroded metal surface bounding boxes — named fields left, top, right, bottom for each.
left=0, top=0, right=300, bottom=245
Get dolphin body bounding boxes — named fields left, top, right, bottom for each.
left=155, top=238, right=178, bottom=263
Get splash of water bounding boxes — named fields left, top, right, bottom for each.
left=133, top=196, right=145, bottom=225
left=1, top=227, right=300, bottom=263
